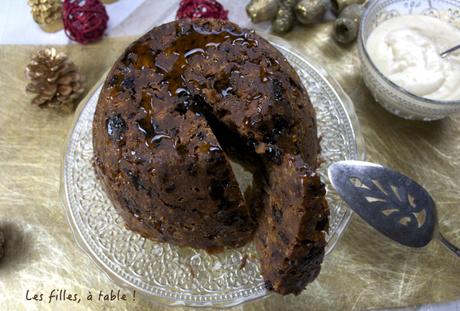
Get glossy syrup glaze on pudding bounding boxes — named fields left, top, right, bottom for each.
left=93, top=19, right=329, bottom=295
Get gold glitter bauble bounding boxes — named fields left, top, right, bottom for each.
left=28, top=0, right=63, bottom=33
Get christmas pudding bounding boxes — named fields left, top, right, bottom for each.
left=93, top=18, right=329, bottom=295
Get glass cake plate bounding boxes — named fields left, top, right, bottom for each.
left=61, top=41, right=365, bottom=308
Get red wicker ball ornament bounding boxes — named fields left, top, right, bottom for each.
left=62, top=0, right=109, bottom=44
left=176, top=0, right=229, bottom=20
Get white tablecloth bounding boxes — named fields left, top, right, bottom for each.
left=0, top=0, right=145, bottom=45
left=0, top=0, right=259, bottom=45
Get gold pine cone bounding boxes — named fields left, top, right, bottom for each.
left=25, top=48, right=85, bottom=109
left=28, top=0, right=62, bottom=32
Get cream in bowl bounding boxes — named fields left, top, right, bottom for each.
left=358, top=0, right=460, bottom=120
left=366, top=15, right=460, bottom=101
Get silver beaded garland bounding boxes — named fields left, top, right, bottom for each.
left=333, top=4, right=364, bottom=43
left=272, top=2, right=296, bottom=34
left=245, top=0, right=364, bottom=44
left=331, top=0, right=364, bottom=14
left=282, top=0, right=299, bottom=7
left=295, top=0, right=329, bottom=25
left=246, top=0, right=279, bottom=23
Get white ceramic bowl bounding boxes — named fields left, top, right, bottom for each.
left=358, top=0, right=460, bottom=121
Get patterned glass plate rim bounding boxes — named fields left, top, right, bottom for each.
left=60, top=41, right=365, bottom=308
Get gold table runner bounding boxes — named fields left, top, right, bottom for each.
left=0, top=23, right=459, bottom=311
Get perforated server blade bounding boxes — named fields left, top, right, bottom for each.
left=328, top=160, right=459, bottom=257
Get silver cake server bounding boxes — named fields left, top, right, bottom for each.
left=328, top=160, right=459, bottom=257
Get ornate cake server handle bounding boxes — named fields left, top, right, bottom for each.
left=438, top=232, right=460, bottom=257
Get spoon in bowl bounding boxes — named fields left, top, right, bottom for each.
left=328, top=160, right=459, bottom=257
left=440, top=44, right=460, bottom=58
